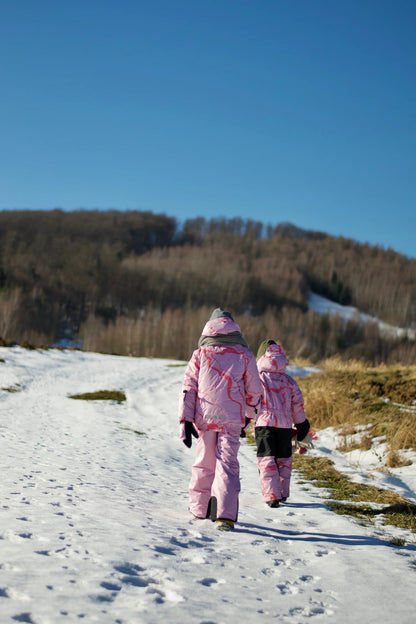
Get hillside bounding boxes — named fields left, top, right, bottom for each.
left=0, top=209, right=415, bottom=363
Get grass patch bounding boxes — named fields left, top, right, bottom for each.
left=293, top=455, right=402, bottom=504
left=69, top=390, right=126, bottom=403
left=1, top=385, right=22, bottom=393
left=293, top=454, right=416, bottom=534
left=297, top=359, right=416, bottom=457
left=386, top=450, right=412, bottom=468
left=121, top=427, right=145, bottom=436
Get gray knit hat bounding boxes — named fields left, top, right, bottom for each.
left=209, top=307, right=234, bottom=321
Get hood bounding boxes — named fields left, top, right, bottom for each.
left=257, top=343, right=289, bottom=373
left=201, top=315, right=242, bottom=337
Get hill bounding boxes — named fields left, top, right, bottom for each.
left=0, top=209, right=415, bottom=363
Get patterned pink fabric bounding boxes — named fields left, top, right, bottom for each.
left=255, top=343, right=307, bottom=503
left=179, top=314, right=262, bottom=522
left=179, top=318, right=262, bottom=436
left=200, top=315, right=242, bottom=337
left=257, top=455, right=292, bottom=501
left=188, top=430, right=240, bottom=521
left=255, top=344, right=306, bottom=428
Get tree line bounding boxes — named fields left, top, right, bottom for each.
left=0, top=209, right=415, bottom=364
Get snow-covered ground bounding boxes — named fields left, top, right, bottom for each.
left=1, top=347, right=415, bottom=624
left=308, top=292, right=416, bottom=341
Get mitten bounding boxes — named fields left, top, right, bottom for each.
left=182, top=421, right=199, bottom=448
left=240, top=416, right=251, bottom=438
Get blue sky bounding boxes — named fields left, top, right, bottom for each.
left=1, top=0, right=415, bottom=258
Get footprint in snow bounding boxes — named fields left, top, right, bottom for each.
left=287, top=600, right=331, bottom=618
left=100, top=582, right=122, bottom=592
left=113, top=562, right=144, bottom=575
left=153, top=545, right=176, bottom=556
left=261, top=566, right=281, bottom=578
left=315, top=549, right=336, bottom=557
left=109, top=561, right=184, bottom=605
left=277, top=581, right=300, bottom=595
left=197, top=577, right=218, bottom=587
left=111, top=562, right=159, bottom=594
left=11, top=614, right=35, bottom=623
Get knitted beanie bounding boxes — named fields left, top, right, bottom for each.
left=256, top=339, right=277, bottom=360
left=209, top=307, right=234, bottom=321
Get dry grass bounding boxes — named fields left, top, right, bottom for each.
left=69, top=390, right=127, bottom=403
left=385, top=451, right=412, bottom=468
left=336, top=432, right=373, bottom=453
left=293, top=455, right=405, bottom=505
left=293, top=455, right=416, bottom=534
left=297, top=358, right=416, bottom=458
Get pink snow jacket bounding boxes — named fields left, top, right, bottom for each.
left=179, top=316, right=262, bottom=437
left=255, top=344, right=306, bottom=429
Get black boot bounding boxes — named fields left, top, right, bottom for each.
left=266, top=500, right=280, bottom=508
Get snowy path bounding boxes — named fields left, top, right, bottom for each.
left=1, top=348, right=415, bottom=624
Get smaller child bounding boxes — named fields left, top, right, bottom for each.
left=254, top=339, right=313, bottom=507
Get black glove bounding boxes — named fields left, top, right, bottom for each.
left=295, top=418, right=310, bottom=442
left=240, top=417, right=251, bottom=438
left=184, top=421, right=199, bottom=448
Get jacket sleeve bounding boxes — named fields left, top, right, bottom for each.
left=243, top=352, right=263, bottom=416
left=291, top=379, right=309, bottom=428
left=178, top=350, right=200, bottom=423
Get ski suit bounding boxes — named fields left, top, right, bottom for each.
left=255, top=343, right=309, bottom=503
left=179, top=311, right=262, bottom=523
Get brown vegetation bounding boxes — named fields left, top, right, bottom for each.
left=0, top=210, right=415, bottom=364
left=296, top=358, right=416, bottom=458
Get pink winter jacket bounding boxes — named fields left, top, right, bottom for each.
left=179, top=317, right=262, bottom=436
left=255, top=344, right=306, bottom=429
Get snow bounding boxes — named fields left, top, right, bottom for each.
left=308, top=292, right=416, bottom=341
left=1, top=347, right=416, bottom=624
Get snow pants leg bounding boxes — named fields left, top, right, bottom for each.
left=257, top=455, right=282, bottom=502
left=277, top=456, right=293, bottom=499
left=257, top=455, right=293, bottom=502
left=255, top=426, right=293, bottom=502
left=188, top=430, right=241, bottom=522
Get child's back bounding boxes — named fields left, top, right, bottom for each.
left=256, top=343, right=306, bottom=430
left=254, top=340, right=311, bottom=506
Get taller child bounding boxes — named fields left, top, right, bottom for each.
left=179, top=308, right=262, bottom=531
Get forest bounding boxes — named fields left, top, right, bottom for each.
left=0, top=209, right=415, bottom=364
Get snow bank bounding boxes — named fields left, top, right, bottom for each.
left=308, top=292, right=415, bottom=341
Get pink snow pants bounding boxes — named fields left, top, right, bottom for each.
left=189, top=430, right=241, bottom=522
left=257, top=456, right=293, bottom=502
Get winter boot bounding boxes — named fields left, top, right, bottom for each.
left=216, top=519, right=234, bottom=531
left=266, top=500, right=280, bottom=508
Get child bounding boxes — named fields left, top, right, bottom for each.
left=179, top=307, right=262, bottom=530
left=254, top=339, right=313, bottom=507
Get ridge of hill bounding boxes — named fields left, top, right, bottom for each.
left=0, top=209, right=415, bottom=364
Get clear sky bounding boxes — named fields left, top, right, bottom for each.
left=1, top=0, right=415, bottom=258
